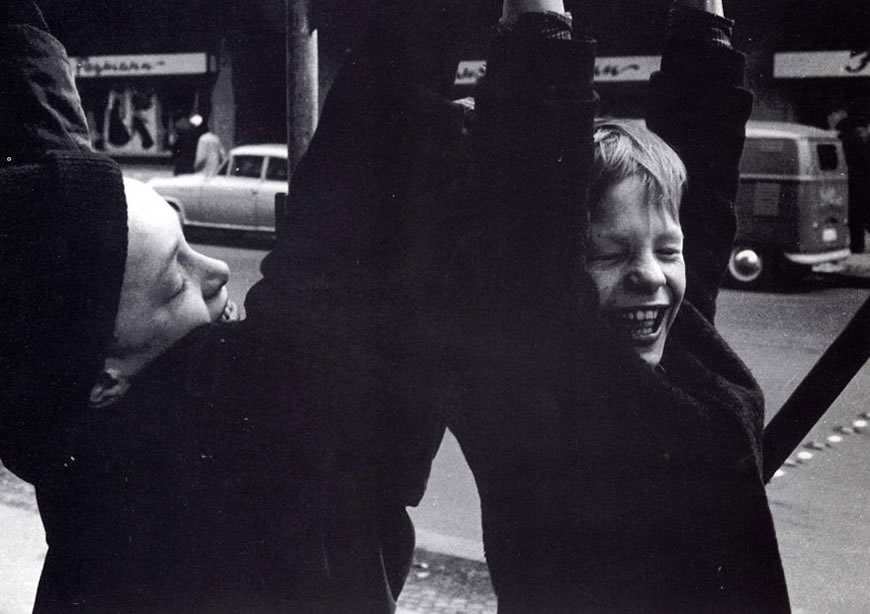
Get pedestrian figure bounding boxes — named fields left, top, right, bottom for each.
left=194, top=126, right=225, bottom=175
left=171, top=112, right=207, bottom=175
left=836, top=99, right=870, bottom=253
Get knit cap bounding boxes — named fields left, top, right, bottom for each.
left=0, top=1, right=129, bottom=483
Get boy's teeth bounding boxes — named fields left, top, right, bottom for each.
left=611, top=308, right=665, bottom=337
left=622, top=309, right=659, bottom=322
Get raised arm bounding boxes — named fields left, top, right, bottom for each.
left=444, top=0, right=603, bottom=605
left=243, top=3, right=474, bottom=602
left=452, top=0, right=598, bottom=339
left=0, top=0, right=92, bottom=159
left=646, top=0, right=753, bottom=321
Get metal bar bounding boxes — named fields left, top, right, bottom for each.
left=762, top=292, right=870, bottom=482
left=286, top=0, right=318, bottom=176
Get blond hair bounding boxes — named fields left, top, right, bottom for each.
left=588, top=120, right=686, bottom=222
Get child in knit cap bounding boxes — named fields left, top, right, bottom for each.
left=1, top=2, right=432, bottom=610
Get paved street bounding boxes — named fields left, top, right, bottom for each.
left=2, top=240, right=869, bottom=613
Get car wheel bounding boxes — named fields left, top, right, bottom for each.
left=726, top=246, right=774, bottom=290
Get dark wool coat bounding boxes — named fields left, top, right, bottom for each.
left=33, top=323, right=332, bottom=613
left=32, top=312, right=416, bottom=613
left=443, top=21, right=792, bottom=614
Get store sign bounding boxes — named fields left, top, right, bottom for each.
left=454, top=55, right=661, bottom=86
left=774, top=50, right=870, bottom=79
left=594, top=56, right=660, bottom=82
left=72, top=53, right=209, bottom=78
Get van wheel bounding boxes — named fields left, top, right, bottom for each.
left=726, top=246, right=773, bottom=290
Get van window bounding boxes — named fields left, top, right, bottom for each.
left=739, top=138, right=797, bottom=175
left=816, top=144, right=839, bottom=171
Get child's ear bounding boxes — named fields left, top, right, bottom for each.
left=88, top=367, right=130, bottom=409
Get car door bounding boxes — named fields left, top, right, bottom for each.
left=200, top=154, right=265, bottom=229
left=257, top=155, right=289, bottom=231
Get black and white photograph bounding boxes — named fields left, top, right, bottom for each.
left=2, top=0, right=869, bottom=612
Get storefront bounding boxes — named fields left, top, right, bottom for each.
left=772, top=50, right=870, bottom=128
left=449, top=1, right=869, bottom=129
left=70, top=52, right=219, bottom=159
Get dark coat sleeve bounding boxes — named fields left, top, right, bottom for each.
left=443, top=26, right=600, bottom=473
left=446, top=32, right=599, bottom=348
left=244, top=2, right=466, bottom=505
left=647, top=40, right=753, bottom=322
left=0, top=21, right=93, bottom=159
left=243, top=3, right=473, bottom=602
left=442, top=26, right=602, bottom=611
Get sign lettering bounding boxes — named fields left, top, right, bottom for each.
left=455, top=56, right=662, bottom=86
left=72, top=53, right=210, bottom=78
left=846, top=50, right=870, bottom=74
left=775, top=50, right=870, bottom=79
left=593, top=56, right=660, bottom=82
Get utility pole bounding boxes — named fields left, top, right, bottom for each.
left=285, top=0, right=317, bottom=176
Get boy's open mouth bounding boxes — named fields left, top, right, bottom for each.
left=606, top=307, right=667, bottom=342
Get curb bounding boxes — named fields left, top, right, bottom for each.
left=771, top=410, right=870, bottom=480
left=414, top=529, right=485, bottom=563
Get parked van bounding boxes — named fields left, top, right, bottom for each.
left=727, top=120, right=850, bottom=288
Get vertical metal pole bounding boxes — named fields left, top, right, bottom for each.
left=281, top=0, right=317, bottom=234
left=762, top=294, right=870, bottom=482
left=285, top=0, right=317, bottom=176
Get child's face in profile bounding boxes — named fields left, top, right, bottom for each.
left=108, top=179, right=237, bottom=378
left=585, top=176, right=686, bottom=367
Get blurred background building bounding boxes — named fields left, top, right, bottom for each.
left=36, top=0, right=870, bottom=162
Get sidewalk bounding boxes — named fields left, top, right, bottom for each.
left=0, top=468, right=44, bottom=614
left=397, top=551, right=496, bottom=614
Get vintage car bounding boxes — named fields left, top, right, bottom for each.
left=148, top=144, right=288, bottom=234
